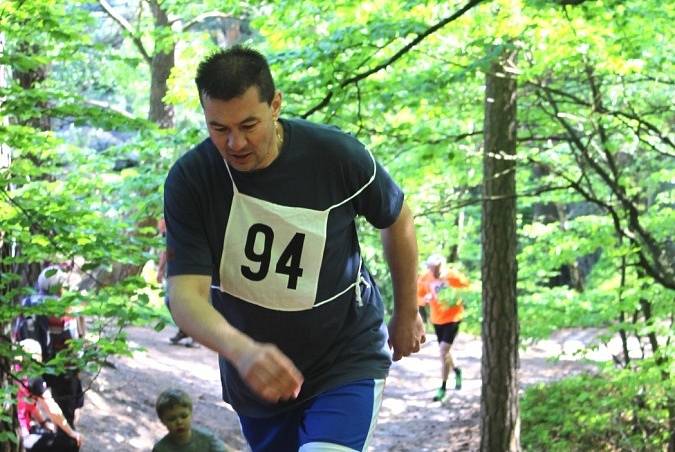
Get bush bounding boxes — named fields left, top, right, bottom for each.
left=521, top=367, right=671, bottom=451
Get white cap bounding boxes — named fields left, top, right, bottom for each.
left=37, top=265, right=66, bottom=293
left=19, top=339, right=43, bottom=362
left=426, top=254, right=444, bottom=266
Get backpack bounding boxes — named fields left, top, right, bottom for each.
left=14, top=295, right=51, bottom=361
left=14, top=294, right=78, bottom=361
left=47, top=314, right=78, bottom=355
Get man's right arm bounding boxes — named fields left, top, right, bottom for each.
left=168, top=275, right=303, bottom=403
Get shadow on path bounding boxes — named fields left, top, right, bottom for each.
left=76, top=326, right=605, bottom=451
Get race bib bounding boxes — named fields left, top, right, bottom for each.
left=220, top=192, right=328, bottom=311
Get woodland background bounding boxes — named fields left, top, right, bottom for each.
left=0, top=0, right=673, bottom=450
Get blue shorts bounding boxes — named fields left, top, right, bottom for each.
left=239, top=379, right=385, bottom=452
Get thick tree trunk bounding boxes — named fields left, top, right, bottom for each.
left=480, top=48, right=520, bottom=452
left=148, top=0, right=175, bottom=128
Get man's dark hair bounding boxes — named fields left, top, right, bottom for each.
left=195, top=45, right=275, bottom=105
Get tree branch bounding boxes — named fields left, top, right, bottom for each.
left=557, top=0, right=590, bottom=5
left=414, top=182, right=572, bottom=218
left=534, top=89, right=674, bottom=289
left=527, top=80, right=675, bottom=150
left=585, top=66, right=620, bottom=180
left=182, top=11, right=236, bottom=32
left=83, top=99, right=137, bottom=120
left=0, top=187, right=106, bottom=288
left=98, top=0, right=152, bottom=65
left=301, top=0, right=485, bottom=118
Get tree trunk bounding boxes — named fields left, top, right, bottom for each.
left=480, top=47, right=520, bottom=452
left=148, top=0, right=175, bottom=128
left=1, top=35, right=48, bottom=452
left=0, top=33, right=10, bottom=172
left=638, top=297, right=674, bottom=449
left=1, top=47, right=12, bottom=446
left=15, top=42, right=50, bottom=130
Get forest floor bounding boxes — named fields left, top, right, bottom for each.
left=75, top=325, right=613, bottom=451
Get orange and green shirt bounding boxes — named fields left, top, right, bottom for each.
left=417, top=268, right=470, bottom=325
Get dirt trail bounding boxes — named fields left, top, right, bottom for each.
left=76, top=326, right=604, bottom=451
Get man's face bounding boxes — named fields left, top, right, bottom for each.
left=160, top=405, right=193, bottom=444
left=202, top=86, right=282, bottom=172
left=429, top=263, right=441, bottom=278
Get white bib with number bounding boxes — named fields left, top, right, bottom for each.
left=216, top=152, right=376, bottom=312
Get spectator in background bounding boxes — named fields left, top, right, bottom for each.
left=55, top=260, right=87, bottom=338
left=153, top=388, right=227, bottom=452
left=417, top=254, right=470, bottom=401
left=35, top=266, right=85, bottom=427
left=157, top=218, right=195, bottom=347
left=15, top=339, right=83, bottom=452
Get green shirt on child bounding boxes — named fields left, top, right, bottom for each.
left=152, top=425, right=226, bottom=452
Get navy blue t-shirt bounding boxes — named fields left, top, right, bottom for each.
left=164, top=118, right=404, bottom=417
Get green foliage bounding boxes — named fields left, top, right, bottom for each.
left=1, top=0, right=673, bottom=447
left=522, top=368, right=672, bottom=450
left=0, top=3, right=173, bottom=442
left=0, top=430, right=18, bottom=445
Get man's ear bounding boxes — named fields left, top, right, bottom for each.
left=271, top=91, right=283, bottom=119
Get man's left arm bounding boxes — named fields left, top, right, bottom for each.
left=380, top=201, right=426, bottom=361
